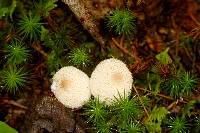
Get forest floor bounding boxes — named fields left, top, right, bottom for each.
left=0, top=0, right=200, bottom=133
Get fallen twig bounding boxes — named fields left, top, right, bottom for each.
left=137, top=87, right=188, bottom=104
left=1, top=99, right=28, bottom=110
left=112, top=37, right=136, bottom=59
left=32, top=41, right=48, bottom=59
left=62, top=0, right=105, bottom=47
left=167, top=98, right=186, bottom=110
left=137, top=87, right=173, bottom=101
left=132, top=84, right=149, bottom=118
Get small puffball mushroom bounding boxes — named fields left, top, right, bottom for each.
left=90, top=58, right=133, bottom=105
left=51, top=66, right=91, bottom=109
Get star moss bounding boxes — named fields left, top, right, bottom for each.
left=1, top=66, right=28, bottom=93
left=107, top=9, right=136, bottom=36
left=68, top=48, right=91, bottom=68
left=5, top=39, right=30, bottom=65
left=18, top=12, right=42, bottom=40
left=162, top=72, right=198, bottom=98
left=167, top=117, right=189, bottom=133
left=84, top=98, right=108, bottom=125
left=111, top=94, right=142, bottom=129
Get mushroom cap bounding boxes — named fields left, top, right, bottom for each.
left=51, top=66, right=91, bottom=109
left=90, top=58, right=133, bottom=105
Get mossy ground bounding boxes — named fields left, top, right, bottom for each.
left=0, top=0, right=200, bottom=132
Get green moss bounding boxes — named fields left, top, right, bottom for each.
left=126, top=122, right=144, bottom=133
left=111, top=94, right=142, bottom=129
left=107, top=9, right=136, bottom=36
left=5, top=38, right=30, bottom=65
left=146, top=106, right=169, bottom=133
left=180, top=72, right=197, bottom=96
left=162, top=72, right=197, bottom=98
left=96, top=121, right=113, bottom=133
left=194, top=117, right=200, bottom=132
left=1, top=66, right=28, bottom=93
left=84, top=95, right=144, bottom=132
left=84, top=98, right=108, bottom=125
left=156, top=47, right=172, bottom=65
left=18, top=12, right=42, bottom=40
left=167, top=117, right=189, bottom=133
left=163, top=75, right=183, bottom=98
left=49, top=23, right=78, bottom=50
left=47, top=51, right=65, bottom=74
left=35, top=0, right=57, bottom=17
left=0, top=0, right=17, bottom=20
left=68, top=48, right=91, bottom=68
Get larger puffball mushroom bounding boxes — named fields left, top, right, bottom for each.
left=51, top=66, right=91, bottom=109
left=90, top=58, right=133, bottom=105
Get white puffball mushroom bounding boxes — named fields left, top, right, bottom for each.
left=51, top=66, right=91, bottom=109
left=90, top=58, right=133, bottom=105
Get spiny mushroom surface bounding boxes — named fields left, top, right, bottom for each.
left=90, top=58, right=133, bottom=105
left=51, top=66, right=91, bottom=109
